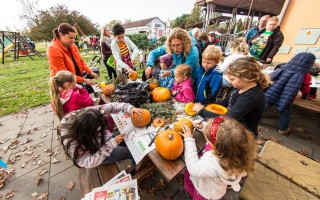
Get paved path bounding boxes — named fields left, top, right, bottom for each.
left=0, top=102, right=319, bottom=199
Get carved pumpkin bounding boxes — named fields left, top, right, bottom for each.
left=204, top=104, right=228, bottom=115
left=173, top=118, right=193, bottom=133
left=131, top=109, right=151, bottom=128
left=184, top=102, right=196, bottom=116
left=128, top=71, right=138, bottom=81
left=102, top=84, right=115, bottom=96
left=146, top=78, right=160, bottom=90
left=151, top=87, right=171, bottom=102
left=152, top=117, right=165, bottom=127
left=155, top=129, right=183, bottom=160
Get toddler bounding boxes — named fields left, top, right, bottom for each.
left=159, top=54, right=175, bottom=89
left=171, top=64, right=195, bottom=103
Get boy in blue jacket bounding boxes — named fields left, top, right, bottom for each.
left=195, top=45, right=223, bottom=104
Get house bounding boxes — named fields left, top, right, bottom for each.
left=122, top=17, right=166, bottom=39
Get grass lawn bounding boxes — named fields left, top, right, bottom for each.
left=0, top=42, right=145, bottom=117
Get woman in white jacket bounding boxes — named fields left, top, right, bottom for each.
left=180, top=116, right=257, bottom=199
left=111, top=23, right=139, bottom=74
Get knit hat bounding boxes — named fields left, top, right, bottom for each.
left=160, top=54, right=173, bottom=67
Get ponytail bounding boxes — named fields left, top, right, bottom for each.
left=49, top=76, right=65, bottom=120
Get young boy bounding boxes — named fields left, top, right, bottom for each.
left=194, top=45, right=223, bottom=104
left=159, top=54, right=175, bottom=90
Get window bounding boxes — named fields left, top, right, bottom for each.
left=159, top=30, right=163, bottom=36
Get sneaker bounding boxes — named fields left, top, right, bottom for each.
left=279, top=128, right=291, bottom=135
left=308, top=94, right=317, bottom=99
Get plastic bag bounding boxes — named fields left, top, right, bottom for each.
left=115, top=82, right=150, bottom=107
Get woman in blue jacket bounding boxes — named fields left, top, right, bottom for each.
left=145, top=28, right=200, bottom=81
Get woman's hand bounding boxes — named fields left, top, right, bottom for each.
left=160, top=70, right=171, bottom=78
left=90, top=72, right=99, bottom=79
left=145, top=66, right=153, bottom=78
left=83, top=78, right=95, bottom=85
left=114, top=134, right=126, bottom=145
left=193, top=103, right=204, bottom=114
left=179, top=125, right=193, bottom=138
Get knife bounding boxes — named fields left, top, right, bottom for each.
left=148, top=125, right=169, bottom=146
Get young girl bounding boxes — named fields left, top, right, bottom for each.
left=193, top=57, right=271, bottom=136
left=59, top=103, right=143, bottom=168
left=171, top=64, right=195, bottom=103
left=180, top=117, right=257, bottom=199
left=159, top=54, right=175, bottom=89
left=49, top=70, right=94, bottom=121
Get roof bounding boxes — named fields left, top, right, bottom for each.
left=195, top=0, right=285, bottom=16
left=122, top=17, right=164, bottom=29
left=187, top=16, right=231, bottom=28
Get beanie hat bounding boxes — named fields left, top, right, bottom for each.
left=160, top=54, right=173, bottom=67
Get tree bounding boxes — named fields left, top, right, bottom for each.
left=106, top=20, right=122, bottom=28
left=172, top=14, right=190, bottom=29
left=126, top=33, right=149, bottom=50
left=235, top=18, right=243, bottom=33
left=28, top=5, right=97, bottom=41
left=186, top=5, right=203, bottom=28
left=123, top=19, right=132, bottom=24
left=17, top=0, right=40, bottom=29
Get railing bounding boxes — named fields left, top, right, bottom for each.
left=218, top=34, right=239, bottom=52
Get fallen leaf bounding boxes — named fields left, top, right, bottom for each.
left=31, top=192, right=39, bottom=197
left=21, top=138, right=31, bottom=145
left=37, top=192, right=48, bottom=200
left=59, top=197, right=65, bottom=200
left=40, top=134, right=47, bottom=138
left=4, top=190, right=15, bottom=199
left=38, top=168, right=48, bottom=176
left=300, top=160, right=308, bottom=165
left=66, top=181, right=76, bottom=191
left=295, top=127, right=304, bottom=133
left=267, top=136, right=282, bottom=143
left=51, top=159, right=60, bottom=164
left=21, top=162, right=27, bottom=168
left=37, top=177, right=43, bottom=185
left=0, top=138, right=9, bottom=144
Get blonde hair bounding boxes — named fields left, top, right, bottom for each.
left=269, top=16, right=279, bottom=23
left=204, top=118, right=257, bottom=175
left=49, top=70, right=75, bottom=120
left=165, top=28, right=192, bottom=58
left=202, top=45, right=222, bottom=62
left=225, top=57, right=271, bottom=89
left=100, top=26, right=110, bottom=45
left=174, top=64, right=192, bottom=78
left=231, top=37, right=249, bottom=55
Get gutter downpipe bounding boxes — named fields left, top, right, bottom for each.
left=279, top=0, right=291, bottom=26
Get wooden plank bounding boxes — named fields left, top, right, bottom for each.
left=78, top=168, right=102, bottom=198
left=97, top=163, right=120, bottom=184
left=97, top=93, right=111, bottom=104
left=293, top=98, right=320, bottom=113
left=132, top=162, right=156, bottom=183
left=147, top=149, right=185, bottom=182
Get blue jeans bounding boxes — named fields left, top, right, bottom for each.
left=278, top=104, right=292, bottom=130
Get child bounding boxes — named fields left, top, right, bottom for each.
left=193, top=57, right=271, bottom=136
left=49, top=70, right=94, bottom=121
left=308, top=47, right=320, bottom=99
left=180, top=117, right=257, bottom=199
left=264, top=52, right=316, bottom=134
left=159, top=54, right=175, bottom=89
left=59, top=103, right=143, bottom=168
left=171, top=64, right=195, bottom=103
left=194, top=45, right=223, bottom=104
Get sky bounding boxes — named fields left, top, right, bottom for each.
left=0, top=0, right=196, bottom=31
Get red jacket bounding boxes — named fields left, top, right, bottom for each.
left=301, top=73, right=312, bottom=94
left=47, top=39, right=92, bottom=83
left=60, top=88, right=94, bottom=114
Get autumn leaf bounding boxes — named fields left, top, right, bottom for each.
left=300, top=160, right=308, bottom=165
left=51, top=159, right=60, bottom=164
left=37, top=177, right=43, bottom=185
left=4, top=190, right=15, bottom=199
left=31, top=192, right=39, bottom=197
left=37, top=192, right=48, bottom=200
left=66, top=181, right=76, bottom=191
left=38, top=168, right=48, bottom=176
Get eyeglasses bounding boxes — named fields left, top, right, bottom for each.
left=171, top=43, right=183, bottom=49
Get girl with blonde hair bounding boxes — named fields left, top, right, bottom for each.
left=180, top=117, right=257, bottom=199
left=193, top=57, right=271, bottom=136
left=49, top=70, right=93, bottom=120
left=171, top=64, right=195, bottom=103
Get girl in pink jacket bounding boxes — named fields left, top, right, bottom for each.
left=171, top=64, right=195, bottom=103
left=49, top=70, right=94, bottom=120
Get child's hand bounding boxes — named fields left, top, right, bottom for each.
left=161, top=71, right=171, bottom=78
left=193, top=103, right=204, bottom=113
left=179, top=125, right=193, bottom=138
left=114, top=134, right=125, bottom=145
left=172, top=91, right=177, bottom=96
left=129, top=107, right=144, bottom=116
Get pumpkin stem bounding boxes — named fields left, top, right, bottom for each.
left=168, top=133, right=174, bottom=140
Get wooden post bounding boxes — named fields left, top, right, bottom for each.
left=1, top=31, right=4, bottom=64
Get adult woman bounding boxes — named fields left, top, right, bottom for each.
left=145, top=28, right=200, bottom=80
left=110, top=23, right=139, bottom=74
left=47, top=23, right=98, bottom=85
left=100, top=26, right=117, bottom=79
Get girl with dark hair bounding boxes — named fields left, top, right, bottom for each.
left=59, top=103, right=143, bottom=168
left=47, top=23, right=99, bottom=86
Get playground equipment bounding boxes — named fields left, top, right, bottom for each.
left=0, top=31, right=42, bottom=64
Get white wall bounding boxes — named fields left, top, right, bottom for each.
left=125, top=18, right=166, bottom=39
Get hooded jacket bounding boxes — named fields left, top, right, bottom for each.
left=265, top=52, right=316, bottom=112
left=184, top=138, right=246, bottom=199
left=60, top=87, right=94, bottom=114
left=171, top=78, right=195, bottom=103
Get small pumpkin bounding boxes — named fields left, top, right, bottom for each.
left=184, top=102, right=196, bottom=116
left=131, top=109, right=151, bottom=128
left=151, top=87, right=171, bottom=102
left=205, top=104, right=228, bottom=115
left=146, top=78, right=160, bottom=90
left=102, top=84, right=115, bottom=96
left=173, top=118, right=193, bottom=133
left=128, top=71, right=138, bottom=81
left=155, top=129, right=183, bottom=160
left=152, top=117, right=165, bottom=127
left=100, top=81, right=107, bottom=88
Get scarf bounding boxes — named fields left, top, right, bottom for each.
left=104, top=36, right=113, bottom=49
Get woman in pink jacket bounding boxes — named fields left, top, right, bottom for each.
left=171, top=64, right=195, bottom=103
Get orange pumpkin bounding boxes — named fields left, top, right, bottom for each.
left=146, top=78, right=160, bottom=90
left=128, top=71, right=138, bottom=81
left=152, top=117, right=165, bottom=127
left=131, top=109, right=151, bottom=127
left=173, top=118, right=193, bottom=133
left=155, top=129, right=183, bottom=160
left=184, top=102, right=196, bottom=116
left=151, top=87, right=171, bottom=102
left=102, top=84, right=115, bottom=96
left=204, top=104, right=228, bottom=115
